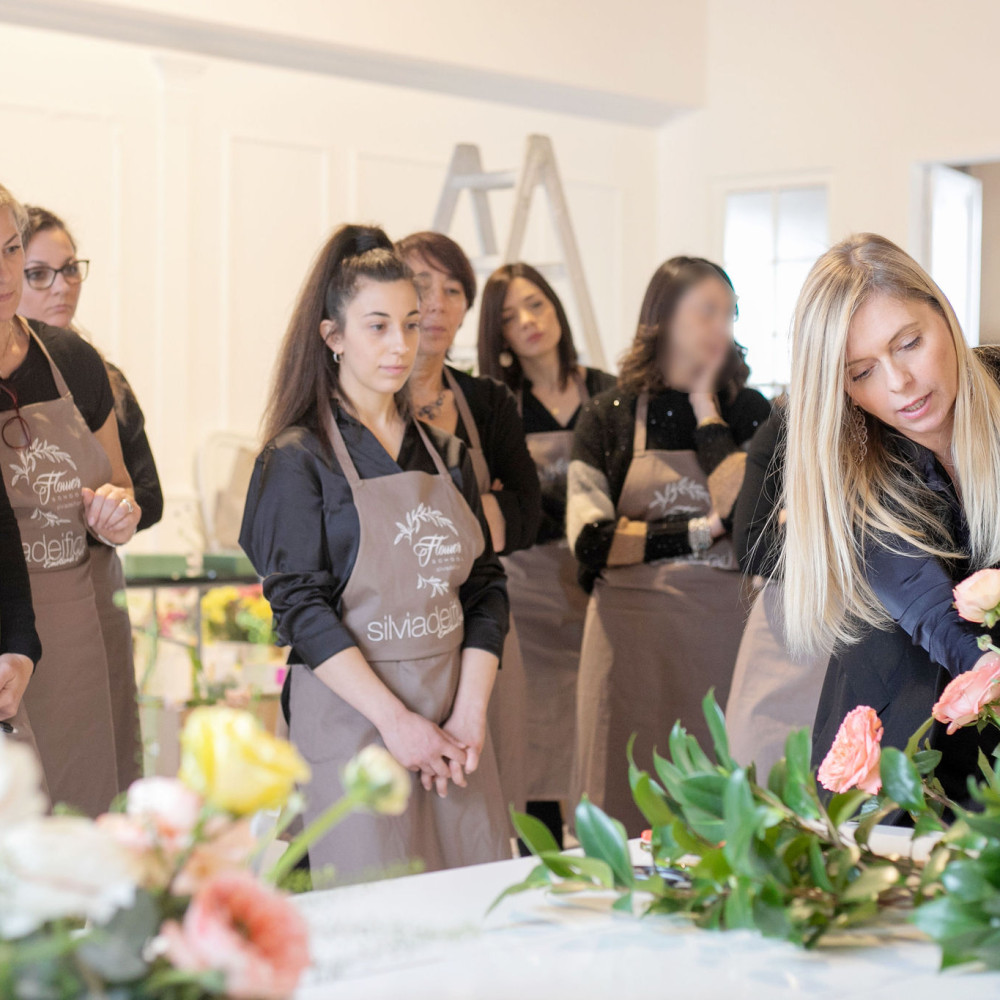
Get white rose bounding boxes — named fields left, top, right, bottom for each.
left=0, top=738, right=46, bottom=826
left=126, top=776, right=203, bottom=852
left=342, top=745, right=411, bottom=816
left=0, top=817, right=138, bottom=939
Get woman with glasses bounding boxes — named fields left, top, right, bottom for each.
left=567, top=257, right=771, bottom=835
left=0, top=182, right=141, bottom=816
left=19, top=206, right=163, bottom=533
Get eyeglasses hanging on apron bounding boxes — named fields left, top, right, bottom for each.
left=288, top=410, right=508, bottom=880
left=442, top=366, right=528, bottom=814
left=571, top=391, right=745, bottom=837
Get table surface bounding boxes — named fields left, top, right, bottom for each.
left=292, top=830, right=1000, bottom=999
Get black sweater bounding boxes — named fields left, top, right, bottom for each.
left=0, top=475, right=41, bottom=664
left=569, top=385, right=771, bottom=590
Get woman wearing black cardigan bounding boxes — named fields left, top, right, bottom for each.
left=397, top=231, right=541, bottom=812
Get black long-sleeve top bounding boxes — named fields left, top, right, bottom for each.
left=107, top=363, right=163, bottom=532
left=239, top=404, right=509, bottom=671
left=568, top=386, right=771, bottom=591
left=520, top=367, right=617, bottom=545
left=733, top=408, right=786, bottom=579
left=446, top=366, right=541, bottom=556
left=0, top=475, right=41, bottom=664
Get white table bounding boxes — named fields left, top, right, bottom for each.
left=293, top=832, right=1000, bottom=999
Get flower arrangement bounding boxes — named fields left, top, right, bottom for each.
left=500, top=567, right=1000, bottom=971
left=0, top=706, right=411, bottom=998
left=201, top=587, right=277, bottom=647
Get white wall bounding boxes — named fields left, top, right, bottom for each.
left=0, top=21, right=661, bottom=554
left=657, top=0, right=1000, bottom=278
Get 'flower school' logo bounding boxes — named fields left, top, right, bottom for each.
left=393, top=503, right=463, bottom=571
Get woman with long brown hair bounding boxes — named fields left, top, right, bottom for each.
left=240, top=224, right=511, bottom=879
left=568, top=256, right=770, bottom=835
left=479, top=262, right=615, bottom=847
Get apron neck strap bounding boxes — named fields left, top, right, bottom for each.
left=633, top=392, right=649, bottom=456
left=21, top=320, right=74, bottom=400
left=325, top=405, right=362, bottom=488
left=443, top=367, right=484, bottom=453
left=412, top=417, right=451, bottom=478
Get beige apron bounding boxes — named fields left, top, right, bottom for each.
left=443, top=367, right=527, bottom=811
left=288, top=414, right=508, bottom=880
left=572, top=392, right=745, bottom=836
left=501, top=375, right=589, bottom=802
left=89, top=543, right=142, bottom=790
left=0, top=325, right=118, bottom=817
left=725, top=581, right=828, bottom=778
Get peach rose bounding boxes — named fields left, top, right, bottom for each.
left=161, top=872, right=309, bottom=999
left=932, top=656, right=1000, bottom=735
left=817, top=705, right=884, bottom=794
left=173, top=817, right=258, bottom=896
left=953, top=569, right=1000, bottom=626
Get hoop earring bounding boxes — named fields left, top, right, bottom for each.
left=850, top=404, right=868, bottom=461
left=331, top=349, right=342, bottom=364
left=498, top=350, right=513, bottom=369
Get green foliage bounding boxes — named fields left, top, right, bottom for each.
left=494, top=692, right=992, bottom=958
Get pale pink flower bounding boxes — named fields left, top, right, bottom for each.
left=953, top=569, right=1000, bottom=624
left=817, top=705, right=884, bottom=794
left=933, top=656, right=1000, bottom=735
left=161, top=872, right=309, bottom=999
left=173, top=817, right=257, bottom=896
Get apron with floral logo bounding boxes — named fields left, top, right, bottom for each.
left=572, top=392, right=746, bottom=836
left=0, top=322, right=119, bottom=816
left=289, top=413, right=509, bottom=880
left=443, top=366, right=528, bottom=811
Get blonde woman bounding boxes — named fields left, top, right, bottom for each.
left=783, top=233, right=1000, bottom=806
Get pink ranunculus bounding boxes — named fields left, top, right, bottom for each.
left=932, top=656, right=1000, bottom=735
left=160, top=872, right=309, bottom=999
left=817, top=705, right=884, bottom=794
left=172, top=817, right=258, bottom=896
left=953, top=569, right=1000, bottom=624
left=126, top=777, right=203, bottom=853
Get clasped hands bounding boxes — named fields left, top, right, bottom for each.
left=379, top=701, right=487, bottom=799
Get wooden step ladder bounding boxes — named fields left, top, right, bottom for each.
left=432, top=134, right=606, bottom=368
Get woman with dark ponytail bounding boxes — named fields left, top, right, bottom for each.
left=240, top=224, right=511, bottom=880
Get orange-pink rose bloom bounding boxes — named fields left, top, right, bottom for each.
left=953, top=569, right=1000, bottom=624
left=932, top=656, right=1000, bottom=735
left=817, top=705, right=884, bottom=794
left=161, top=872, right=309, bottom=999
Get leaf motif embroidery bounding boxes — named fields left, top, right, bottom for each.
left=393, top=504, right=458, bottom=546
left=30, top=509, right=71, bottom=529
left=416, top=574, right=450, bottom=597
left=648, top=478, right=711, bottom=518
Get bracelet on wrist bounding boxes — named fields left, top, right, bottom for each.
left=687, top=516, right=713, bottom=555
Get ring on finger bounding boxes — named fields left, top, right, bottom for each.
left=119, top=498, right=135, bottom=515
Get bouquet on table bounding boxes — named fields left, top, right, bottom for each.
left=0, top=706, right=410, bottom=999
left=501, top=567, right=1000, bottom=971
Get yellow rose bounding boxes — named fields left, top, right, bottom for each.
left=179, top=707, right=310, bottom=815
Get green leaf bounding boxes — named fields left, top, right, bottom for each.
left=612, top=892, right=635, bottom=914
left=701, top=688, right=737, bottom=770
left=904, top=715, right=935, bottom=758
left=77, top=891, right=158, bottom=983
left=978, top=748, right=1000, bottom=795
left=912, top=811, right=945, bottom=840
left=511, top=808, right=561, bottom=857
left=920, top=845, right=952, bottom=891
left=880, top=747, right=926, bottom=812
left=941, top=859, right=995, bottom=903
left=781, top=728, right=820, bottom=819
left=842, top=863, right=900, bottom=902
left=912, top=748, right=943, bottom=776
left=575, top=796, right=636, bottom=888
left=487, top=863, right=551, bottom=913
left=826, top=789, right=869, bottom=828
left=807, top=836, right=835, bottom=893
left=558, top=854, right=615, bottom=888
left=630, top=771, right=676, bottom=828
left=912, top=895, right=990, bottom=944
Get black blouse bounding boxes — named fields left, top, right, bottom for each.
left=107, top=363, right=163, bottom=533
left=520, top=367, right=617, bottom=545
left=446, top=366, right=541, bottom=556
left=569, top=385, right=772, bottom=590
left=239, top=405, right=509, bottom=671
left=732, top=409, right=786, bottom=579
left=0, top=475, right=41, bottom=664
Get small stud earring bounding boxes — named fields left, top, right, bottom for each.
left=498, top=350, right=513, bottom=368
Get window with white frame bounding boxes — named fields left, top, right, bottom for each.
left=723, top=185, right=829, bottom=395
